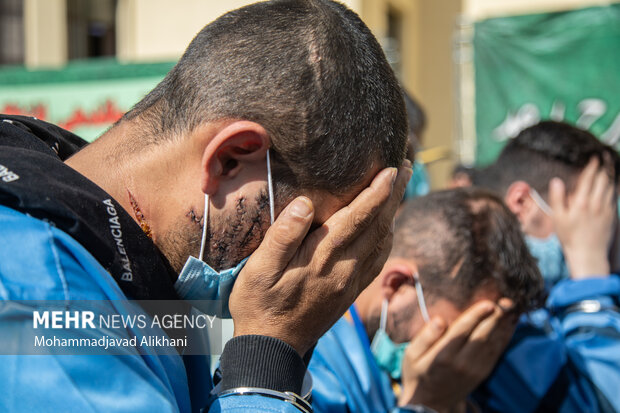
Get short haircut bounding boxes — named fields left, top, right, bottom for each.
left=392, top=188, right=544, bottom=313
left=124, top=0, right=407, bottom=197
left=476, top=121, right=620, bottom=197
left=452, top=164, right=476, bottom=181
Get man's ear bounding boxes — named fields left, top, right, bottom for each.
left=200, top=121, right=270, bottom=194
left=505, top=181, right=534, bottom=220
left=381, top=260, right=417, bottom=301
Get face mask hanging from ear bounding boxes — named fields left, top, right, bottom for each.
left=370, top=274, right=429, bottom=380
left=526, top=188, right=570, bottom=287
left=174, top=149, right=275, bottom=318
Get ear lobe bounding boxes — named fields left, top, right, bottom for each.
left=381, top=263, right=415, bottom=301
left=505, top=181, right=531, bottom=217
left=200, top=121, right=270, bottom=194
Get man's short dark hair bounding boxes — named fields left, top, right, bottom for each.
left=392, top=188, right=544, bottom=313
left=477, top=121, right=620, bottom=197
left=124, top=0, right=407, bottom=198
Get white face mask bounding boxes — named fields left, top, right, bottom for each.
left=174, top=149, right=275, bottom=317
left=530, top=188, right=553, bottom=216
left=413, top=273, right=430, bottom=322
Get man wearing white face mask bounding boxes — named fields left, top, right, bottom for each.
left=476, top=121, right=620, bottom=289
left=309, top=188, right=544, bottom=413
left=0, top=1, right=413, bottom=412
left=474, top=121, right=620, bottom=412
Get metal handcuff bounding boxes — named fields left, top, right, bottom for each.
left=218, top=387, right=312, bottom=413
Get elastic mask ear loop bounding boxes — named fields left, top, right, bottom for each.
left=197, top=149, right=274, bottom=262
left=530, top=188, right=553, bottom=216
left=379, top=298, right=388, bottom=332
left=198, top=194, right=209, bottom=262
left=266, top=149, right=275, bottom=225
left=413, top=273, right=430, bottom=323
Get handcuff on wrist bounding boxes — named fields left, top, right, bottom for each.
left=218, top=387, right=312, bottom=413
left=564, top=299, right=619, bottom=315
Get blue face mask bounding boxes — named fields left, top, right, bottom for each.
left=526, top=189, right=570, bottom=288
left=371, top=275, right=429, bottom=380
left=174, top=150, right=275, bottom=318
left=525, top=233, right=570, bottom=288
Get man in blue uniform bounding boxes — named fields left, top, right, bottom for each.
left=0, top=1, right=412, bottom=412
left=309, top=188, right=544, bottom=412
left=474, top=121, right=620, bottom=412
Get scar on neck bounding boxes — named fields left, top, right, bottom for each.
left=127, top=189, right=153, bottom=238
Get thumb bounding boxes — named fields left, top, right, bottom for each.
left=548, top=177, right=566, bottom=216
left=245, top=196, right=314, bottom=283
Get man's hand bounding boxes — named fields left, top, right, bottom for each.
left=549, top=158, right=616, bottom=279
left=229, top=162, right=412, bottom=356
left=398, top=299, right=517, bottom=413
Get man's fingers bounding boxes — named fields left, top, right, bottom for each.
left=458, top=304, right=516, bottom=367
left=591, top=169, right=613, bottom=211
left=603, top=182, right=616, bottom=209
left=574, top=157, right=600, bottom=202
left=425, top=300, right=496, bottom=359
left=405, top=317, right=447, bottom=362
left=311, top=162, right=411, bottom=265
left=342, top=164, right=412, bottom=289
left=244, top=196, right=314, bottom=284
left=311, top=167, right=397, bottom=255
left=549, top=177, right=567, bottom=216
left=343, top=163, right=412, bottom=264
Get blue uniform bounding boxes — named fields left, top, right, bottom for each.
left=474, top=275, right=620, bottom=412
left=0, top=205, right=303, bottom=412
left=310, top=279, right=620, bottom=413
left=310, top=306, right=415, bottom=413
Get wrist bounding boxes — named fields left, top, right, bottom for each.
left=398, top=386, right=447, bottom=413
left=233, top=325, right=308, bottom=356
left=219, top=335, right=307, bottom=394
left=565, top=250, right=610, bottom=279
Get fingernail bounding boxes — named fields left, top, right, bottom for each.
left=289, top=197, right=313, bottom=219
left=403, top=159, right=412, bottom=169
left=498, top=297, right=514, bottom=309
left=389, top=168, right=398, bottom=195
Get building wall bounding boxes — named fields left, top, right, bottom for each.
left=13, top=0, right=618, bottom=187
left=116, top=0, right=362, bottom=62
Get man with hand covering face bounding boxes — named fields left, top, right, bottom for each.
left=309, top=188, right=544, bottom=413
left=474, top=121, right=620, bottom=412
left=0, top=1, right=411, bottom=412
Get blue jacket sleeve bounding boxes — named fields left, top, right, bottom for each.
left=474, top=275, right=620, bottom=413
left=0, top=208, right=192, bottom=412
left=0, top=207, right=305, bottom=413
left=309, top=317, right=396, bottom=413
left=546, top=276, right=620, bottom=412
left=207, top=395, right=306, bottom=412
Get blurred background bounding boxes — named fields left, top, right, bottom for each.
left=0, top=0, right=618, bottom=188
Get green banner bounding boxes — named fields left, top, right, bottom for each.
left=0, top=59, right=174, bottom=142
left=473, top=4, right=620, bottom=166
